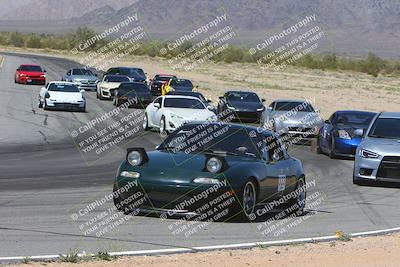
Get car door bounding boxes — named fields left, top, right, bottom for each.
left=258, top=135, right=294, bottom=202
left=39, top=83, right=48, bottom=101
left=149, top=97, right=163, bottom=126
left=320, top=113, right=336, bottom=151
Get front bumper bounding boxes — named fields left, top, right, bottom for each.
left=115, top=176, right=234, bottom=216
left=76, top=82, right=97, bottom=90
left=354, top=154, right=400, bottom=183
left=333, top=137, right=361, bottom=157
left=19, top=76, right=46, bottom=84
left=230, top=110, right=263, bottom=123
left=45, top=100, right=85, bottom=111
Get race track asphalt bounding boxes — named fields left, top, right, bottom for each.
left=0, top=52, right=399, bottom=258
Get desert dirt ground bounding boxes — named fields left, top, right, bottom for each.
left=15, top=232, right=400, bottom=267
left=2, top=46, right=400, bottom=119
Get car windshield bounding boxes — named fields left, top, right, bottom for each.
left=118, top=84, right=150, bottom=94
left=334, top=113, right=375, bottom=127
left=20, top=65, right=42, bottom=72
left=72, top=69, right=94, bottom=76
left=275, top=101, right=315, bottom=112
left=121, top=68, right=144, bottom=76
left=48, top=84, right=79, bottom=92
left=171, top=79, right=193, bottom=88
left=159, top=124, right=261, bottom=157
left=155, top=76, right=173, bottom=82
left=164, top=98, right=205, bottom=109
left=368, top=118, right=400, bottom=139
left=105, top=76, right=130, bottom=82
left=227, top=92, right=260, bottom=103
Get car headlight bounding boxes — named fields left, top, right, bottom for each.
left=338, top=130, right=351, bottom=139
left=206, top=157, right=222, bottom=173
left=40, top=74, right=46, bottom=78
left=127, top=151, right=143, bottom=166
left=120, top=171, right=140, bottom=178
left=257, top=107, right=265, bottom=112
left=170, top=113, right=184, bottom=120
left=20, top=73, right=27, bottom=77
left=359, top=149, right=380, bottom=159
left=193, top=177, right=221, bottom=184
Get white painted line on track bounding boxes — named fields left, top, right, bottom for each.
left=0, top=56, right=4, bottom=68
left=1, top=226, right=400, bottom=262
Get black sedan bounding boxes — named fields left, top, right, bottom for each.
left=113, top=82, right=153, bottom=108
left=218, top=91, right=265, bottom=123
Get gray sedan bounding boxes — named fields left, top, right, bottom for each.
left=354, top=112, right=400, bottom=184
left=261, top=100, right=323, bottom=140
left=62, top=68, right=99, bottom=91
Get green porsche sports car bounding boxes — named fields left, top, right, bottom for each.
left=113, top=122, right=306, bottom=221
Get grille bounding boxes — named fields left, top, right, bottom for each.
left=377, top=156, right=400, bottom=179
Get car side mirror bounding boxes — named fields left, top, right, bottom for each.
left=267, top=106, right=273, bottom=111
left=354, top=129, right=364, bottom=136
left=219, top=96, right=224, bottom=100
left=207, top=99, right=212, bottom=103
left=80, top=90, right=85, bottom=94
left=206, top=105, right=214, bottom=111
left=43, top=70, right=47, bottom=72
left=262, top=98, right=266, bottom=102
left=315, top=109, right=320, bottom=113
left=95, top=74, right=98, bottom=77
left=154, top=103, right=160, bottom=108
left=324, top=120, right=330, bottom=124
left=45, top=92, right=50, bottom=98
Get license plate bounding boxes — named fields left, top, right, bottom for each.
left=27, top=79, right=32, bottom=83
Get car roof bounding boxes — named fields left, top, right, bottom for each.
left=163, top=95, right=200, bottom=100
left=20, top=64, right=41, bottom=67
left=335, top=110, right=377, bottom=115
left=225, top=90, right=257, bottom=94
left=274, top=99, right=309, bottom=103
left=155, top=74, right=175, bottom=77
left=119, top=67, right=143, bottom=70
left=168, top=91, right=201, bottom=96
left=104, top=74, right=130, bottom=78
left=183, top=122, right=274, bottom=136
left=378, top=112, right=400, bottom=119
left=48, top=81, right=75, bottom=85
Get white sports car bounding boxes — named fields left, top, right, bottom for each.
left=143, top=95, right=217, bottom=134
left=39, top=81, right=86, bottom=112
left=96, top=75, right=130, bottom=100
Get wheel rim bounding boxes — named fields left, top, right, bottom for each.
left=160, top=119, right=165, bottom=134
left=143, top=114, right=148, bottom=129
left=296, top=179, right=306, bottom=210
left=243, top=181, right=256, bottom=215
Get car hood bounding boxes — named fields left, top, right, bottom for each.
left=19, top=71, right=44, bottom=75
left=171, top=86, right=193, bottom=91
left=167, top=108, right=215, bottom=120
left=131, top=151, right=255, bottom=185
left=360, top=137, right=400, bottom=156
left=229, top=101, right=264, bottom=111
left=48, top=91, right=83, bottom=100
left=101, top=82, right=122, bottom=89
left=273, top=111, right=323, bottom=126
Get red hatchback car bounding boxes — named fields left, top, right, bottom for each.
left=15, top=64, right=46, bottom=85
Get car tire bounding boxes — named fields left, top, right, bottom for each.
left=96, top=89, right=99, bottom=99
left=160, top=116, right=167, bottom=136
left=113, top=184, right=130, bottom=214
left=232, top=179, right=258, bottom=222
left=115, top=98, right=121, bottom=107
left=287, top=177, right=306, bottom=216
left=43, top=99, right=48, bottom=110
left=316, top=136, right=323, bottom=154
left=329, top=138, right=337, bottom=159
left=143, top=113, right=150, bottom=131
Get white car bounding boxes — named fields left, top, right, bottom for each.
left=39, top=81, right=86, bottom=112
left=143, top=95, right=217, bottom=134
left=96, top=75, right=130, bottom=100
